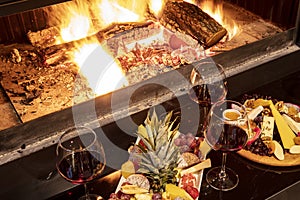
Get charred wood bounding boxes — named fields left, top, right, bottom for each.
left=158, top=0, right=227, bottom=48
left=27, top=27, right=61, bottom=48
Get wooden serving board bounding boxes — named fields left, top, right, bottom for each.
left=238, top=149, right=300, bottom=167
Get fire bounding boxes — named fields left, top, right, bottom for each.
left=199, top=0, right=239, bottom=40
left=148, top=0, right=164, bottom=16
left=73, top=39, right=128, bottom=96
left=97, top=0, right=140, bottom=26
left=61, top=14, right=90, bottom=42
left=51, top=0, right=240, bottom=97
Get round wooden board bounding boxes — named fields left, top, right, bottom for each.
left=237, top=149, right=300, bottom=167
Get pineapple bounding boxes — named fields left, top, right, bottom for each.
left=131, top=110, right=181, bottom=192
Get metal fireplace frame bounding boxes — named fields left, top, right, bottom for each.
left=0, top=0, right=71, bottom=17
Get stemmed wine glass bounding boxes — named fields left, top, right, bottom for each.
left=56, top=126, right=106, bottom=200
left=203, top=100, right=250, bottom=191
left=188, top=60, right=228, bottom=132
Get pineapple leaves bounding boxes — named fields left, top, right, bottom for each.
left=133, top=109, right=180, bottom=177
left=137, top=124, right=148, bottom=140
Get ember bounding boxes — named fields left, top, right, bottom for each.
left=0, top=0, right=283, bottom=129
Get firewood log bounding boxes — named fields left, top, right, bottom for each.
left=158, top=0, right=227, bottom=48
left=27, top=27, right=61, bottom=48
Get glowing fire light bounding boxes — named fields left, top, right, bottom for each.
left=98, top=0, right=140, bottom=26
left=200, top=0, right=239, bottom=40
left=149, top=0, right=164, bottom=16
left=61, top=14, right=90, bottom=42
left=55, top=0, right=240, bottom=97
left=73, top=41, right=128, bottom=96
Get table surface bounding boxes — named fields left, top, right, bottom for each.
left=49, top=149, right=300, bottom=200
left=48, top=71, right=300, bottom=200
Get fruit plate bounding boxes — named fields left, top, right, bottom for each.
left=110, top=110, right=212, bottom=200
left=114, top=166, right=205, bottom=199
left=237, top=97, right=300, bottom=167
left=113, top=136, right=207, bottom=200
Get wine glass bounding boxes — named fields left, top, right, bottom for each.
left=188, top=60, right=228, bottom=133
left=56, top=126, right=106, bottom=200
left=203, top=100, right=250, bottom=191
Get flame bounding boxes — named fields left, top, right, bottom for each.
left=51, top=0, right=241, bottom=97
left=98, top=0, right=140, bottom=26
left=61, top=14, right=90, bottom=42
left=73, top=40, right=128, bottom=96
left=200, top=0, right=239, bottom=40
left=148, top=0, right=164, bottom=16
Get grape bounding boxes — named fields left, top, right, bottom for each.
left=152, top=193, right=162, bottom=200
left=244, top=138, right=272, bottom=156
left=180, top=145, right=191, bottom=153
left=108, top=193, right=118, bottom=200
left=185, top=132, right=195, bottom=139
left=119, top=193, right=132, bottom=200
left=189, top=138, right=200, bottom=149
left=174, top=138, right=181, bottom=146
left=180, top=137, right=187, bottom=146
left=186, top=137, right=195, bottom=146
left=254, top=116, right=263, bottom=124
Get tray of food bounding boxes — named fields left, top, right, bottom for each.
left=108, top=110, right=211, bottom=200
left=237, top=95, right=300, bottom=167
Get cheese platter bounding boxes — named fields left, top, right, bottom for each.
left=236, top=95, right=300, bottom=167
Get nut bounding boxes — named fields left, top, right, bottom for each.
left=294, top=136, right=300, bottom=145
left=267, top=141, right=275, bottom=154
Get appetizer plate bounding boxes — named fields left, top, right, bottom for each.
left=237, top=98, right=300, bottom=167
left=237, top=149, right=300, bottom=167
left=114, top=137, right=211, bottom=200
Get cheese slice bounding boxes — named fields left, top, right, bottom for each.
left=269, top=100, right=295, bottom=149
left=261, top=116, right=275, bottom=140
left=180, top=158, right=211, bottom=176
left=121, top=185, right=149, bottom=194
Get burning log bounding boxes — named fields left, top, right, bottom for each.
left=27, top=27, right=61, bottom=48
left=98, top=21, right=158, bottom=40
left=158, top=0, right=227, bottom=48
left=97, top=21, right=163, bottom=56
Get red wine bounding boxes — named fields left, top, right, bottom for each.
left=189, top=84, right=226, bottom=105
left=57, top=150, right=104, bottom=184
left=189, top=84, right=210, bottom=106
left=206, top=124, right=248, bottom=152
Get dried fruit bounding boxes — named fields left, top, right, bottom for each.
left=126, top=174, right=150, bottom=190
left=253, top=98, right=270, bottom=108
left=267, top=141, right=275, bottom=154
left=294, top=136, right=300, bottom=145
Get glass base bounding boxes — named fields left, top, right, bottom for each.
left=206, top=166, right=239, bottom=191
left=78, top=194, right=103, bottom=200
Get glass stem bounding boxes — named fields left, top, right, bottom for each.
left=84, top=183, right=90, bottom=200
left=219, top=152, right=227, bottom=180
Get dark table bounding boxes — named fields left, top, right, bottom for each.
left=49, top=149, right=300, bottom=200
left=48, top=71, right=300, bottom=200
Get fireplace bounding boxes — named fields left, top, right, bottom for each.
left=0, top=0, right=299, bottom=158
left=0, top=0, right=300, bottom=199
left=0, top=0, right=299, bottom=155
left=0, top=0, right=296, bottom=127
